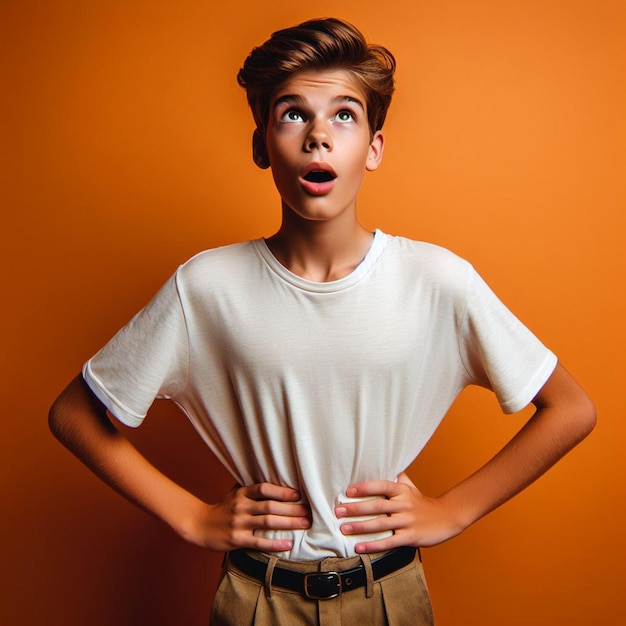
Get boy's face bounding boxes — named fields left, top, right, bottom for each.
left=256, top=69, right=384, bottom=224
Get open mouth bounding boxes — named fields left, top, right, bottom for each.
left=303, top=170, right=336, bottom=183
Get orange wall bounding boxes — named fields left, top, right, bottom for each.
left=2, top=1, right=624, bottom=624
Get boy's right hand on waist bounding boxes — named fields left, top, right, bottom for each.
left=186, top=482, right=311, bottom=553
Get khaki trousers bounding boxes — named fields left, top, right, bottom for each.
left=210, top=549, right=435, bottom=626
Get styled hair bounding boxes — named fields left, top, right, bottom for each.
left=237, top=18, right=396, bottom=136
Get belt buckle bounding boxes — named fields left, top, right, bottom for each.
left=304, top=572, right=341, bottom=600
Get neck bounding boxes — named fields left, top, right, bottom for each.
left=265, top=208, right=373, bottom=282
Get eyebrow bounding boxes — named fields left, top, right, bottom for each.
left=273, top=94, right=365, bottom=111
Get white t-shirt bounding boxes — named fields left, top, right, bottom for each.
left=83, top=230, right=557, bottom=560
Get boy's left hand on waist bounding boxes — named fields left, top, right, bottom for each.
left=334, top=472, right=464, bottom=553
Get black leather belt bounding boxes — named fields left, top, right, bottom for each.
left=228, top=546, right=417, bottom=600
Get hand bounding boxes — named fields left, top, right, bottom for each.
left=189, top=482, right=311, bottom=552
left=334, top=472, right=464, bottom=553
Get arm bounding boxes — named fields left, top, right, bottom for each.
left=49, top=375, right=311, bottom=552
left=335, top=363, right=596, bottom=552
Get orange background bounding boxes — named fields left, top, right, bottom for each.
left=2, top=0, right=625, bottom=624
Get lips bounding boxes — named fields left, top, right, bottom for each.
left=300, top=163, right=337, bottom=195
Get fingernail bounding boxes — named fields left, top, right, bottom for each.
left=347, top=487, right=357, bottom=497
left=342, top=524, right=353, bottom=534
left=335, top=507, right=347, bottom=518
left=301, top=519, right=311, bottom=528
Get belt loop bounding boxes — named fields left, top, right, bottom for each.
left=360, top=553, right=375, bottom=598
left=264, top=555, right=279, bottom=599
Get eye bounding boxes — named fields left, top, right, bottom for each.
left=281, top=109, right=305, bottom=123
left=333, top=110, right=355, bottom=123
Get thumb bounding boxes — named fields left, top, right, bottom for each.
left=397, top=471, right=420, bottom=492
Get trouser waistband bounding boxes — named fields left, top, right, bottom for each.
left=228, top=546, right=417, bottom=600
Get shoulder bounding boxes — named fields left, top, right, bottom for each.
left=173, top=240, right=259, bottom=290
left=381, top=233, right=475, bottom=291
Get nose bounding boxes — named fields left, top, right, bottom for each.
left=304, top=119, right=332, bottom=152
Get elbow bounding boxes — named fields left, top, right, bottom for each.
left=48, top=374, right=88, bottom=444
left=48, top=395, right=70, bottom=444
left=48, top=374, right=116, bottom=449
left=535, top=363, right=597, bottom=446
left=577, top=392, right=597, bottom=441
left=562, top=385, right=597, bottom=448
left=48, top=397, right=60, bottom=436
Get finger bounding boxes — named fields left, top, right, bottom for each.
left=252, top=537, right=294, bottom=552
left=346, top=480, right=404, bottom=499
left=242, top=482, right=302, bottom=502
left=335, top=498, right=408, bottom=519
left=229, top=501, right=311, bottom=529
left=248, top=499, right=311, bottom=518
left=340, top=514, right=409, bottom=536
left=234, top=533, right=294, bottom=553
left=353, top=536, right=404, bottom=554
left=246, top=513, right=311, bottom=531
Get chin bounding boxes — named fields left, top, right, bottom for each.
left=285, top=197, right=351, bottom=222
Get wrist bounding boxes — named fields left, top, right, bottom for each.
left=437, top=490, right=476, bottom=537
left=168, top=497, right=216, bottom=548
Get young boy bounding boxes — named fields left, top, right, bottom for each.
left=49, top=17, right=596, bottom=625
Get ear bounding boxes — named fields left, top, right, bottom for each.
left=366, top=131, right=385, bottom=172
left=252, top=128, right=270, bottom=169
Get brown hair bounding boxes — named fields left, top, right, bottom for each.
left=237, top=18, right=396, bottom=136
